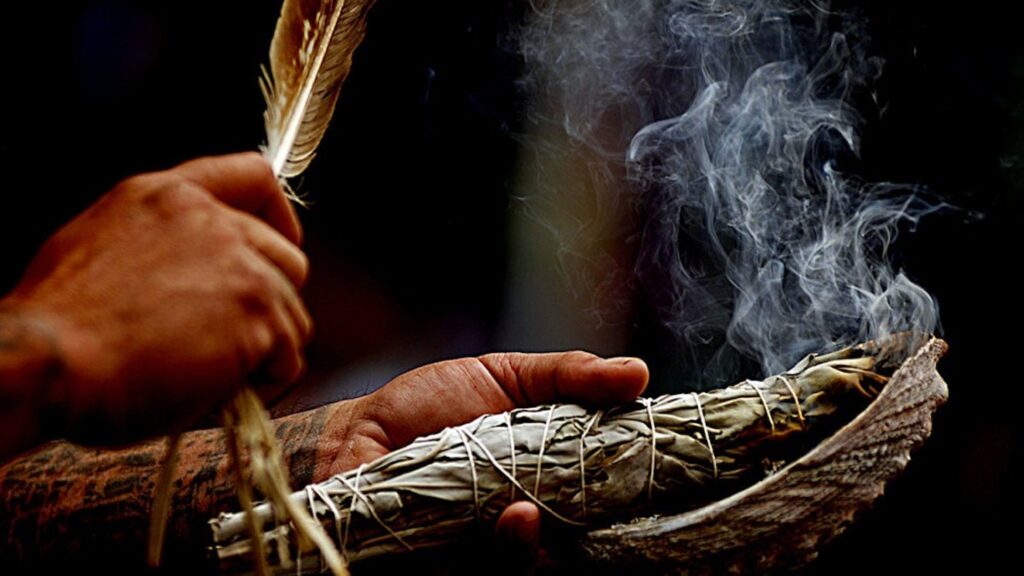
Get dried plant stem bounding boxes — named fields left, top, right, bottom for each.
left=225, top=388, right=349, bottom=576
left=147, top=433, right=182, bottom=568
left=224, top=405, right=271, bottom=576
left=147, top=389, right=348, bottom=575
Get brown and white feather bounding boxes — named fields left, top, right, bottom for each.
left=262, top=0, right=376, bottom=180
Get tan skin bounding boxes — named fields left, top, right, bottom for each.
left=0, top=154, right=649, bottom=569
left=0, top=153, right=312, bottom=450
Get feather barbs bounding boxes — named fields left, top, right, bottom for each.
left=261, top=0, right=375, bottom=183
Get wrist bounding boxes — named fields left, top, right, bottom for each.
left=272, top=400, right=355, bottom=485
left=0, top=298, right=68, bottom=457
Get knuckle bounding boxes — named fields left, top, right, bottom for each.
left=208, top=220, right=245, bottom=248
left=137, top=177, right=214, bottom=217
left=231, top=260, right=276, bottom=315
left=478, top=352, right=514, bottom=377
left=237, top=321, right=275, bottom=377
left=555, top=351, right=595, bottom=381
left=563, top=350, right=598, bottom=364
left=111, top=173, right=157, bottom=198
left=478, top=353, right=529, bottom=402
left=240, top=279, right=275, bottom=315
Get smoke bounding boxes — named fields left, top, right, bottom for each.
left=516, top=0, right=940, bottom=386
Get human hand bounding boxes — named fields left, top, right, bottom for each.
left=3, top=153, right=312, bottom=446
left=323, top=351, right=649, bottom=570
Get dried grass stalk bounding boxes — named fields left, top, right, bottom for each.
left=210, top=340, right=900, bottom=574
left=146, top=389, right=348, bottom=576
left=225, top=389, right=348, bottom=576
left=146, top=433, right=181, bottom=567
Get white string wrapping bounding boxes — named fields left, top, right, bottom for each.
left=747, top=381, right=777, bottom=434
left=533, top=405, right=556, bottom=498
left=643, top=398, right=657, bottom=502
left=692, top=393, right=718, bottom=479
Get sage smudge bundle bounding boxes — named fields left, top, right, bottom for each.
left=210, top=339, right=903, bottom=573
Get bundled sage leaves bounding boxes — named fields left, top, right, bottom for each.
left=210, top=340, right=894, bottom=573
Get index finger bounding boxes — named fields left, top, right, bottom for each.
left=172, top=152, right=303, bottom=245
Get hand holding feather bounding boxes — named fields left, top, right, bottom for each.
left=0, top=153, right=310, bottom=459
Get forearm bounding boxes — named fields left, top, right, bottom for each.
left=0, top=302, right=64, bottom=461
left=0, top=400, right=347, bottom=570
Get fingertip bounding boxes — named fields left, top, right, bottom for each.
left=601, top=356, right=650, bottom=398
left=495, top=501, right=541, bottom=550
left=240, top=152, right=303, bottom=246
left=296, top=301, right=314, bottom=345
left=556, top=353, right=649, bottom=404
left=275, top=182, right=305, bottom=247
left=508, top=500, right=541, bottom=524
left=251, top=350, right=306, bottom=409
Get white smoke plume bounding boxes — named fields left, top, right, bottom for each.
left=516, top=0, right=941, bottom=386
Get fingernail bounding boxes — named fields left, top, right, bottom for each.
left=606, top=356, right=643, bottom=366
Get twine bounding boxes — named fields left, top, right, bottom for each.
left=643, top=398, right=657, bottom=502
left=692, top=393, right=718, bottom=479
left=460, top=427, right=585, bottom=527
left=747, top=381, right=777, bottom=434
left=578, top=410, right=603, bottom=521
left=505, top=413, right=517, bottom=501
left=340, top=465, right=363, bottom=557
left=332, top=465, right=414, bottom=553
left=533, top=405, right=556, bottom=498
left=456, top=428, right=482, bottom=522
left=306, top=484, right=341, bottom=573
left=780, top=377, right=806, bottom=425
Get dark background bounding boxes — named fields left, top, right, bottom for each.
left=1, top=1, right=1020, bottom=573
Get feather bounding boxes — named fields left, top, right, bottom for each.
left=262, top=0, right=377, bottom=181
left=150, top=5, right=375, bottom=574
left=221, top=4, right=378, bottom=576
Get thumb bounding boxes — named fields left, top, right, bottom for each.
left=476, top=351, right=650, bottom=407
left=173, top=152, right=303, bottom=246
